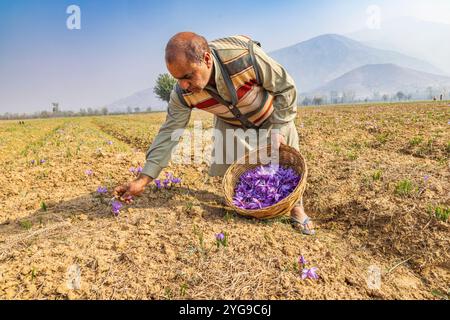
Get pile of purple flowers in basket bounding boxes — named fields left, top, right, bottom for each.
left=233, top=164, right=301, bottom=210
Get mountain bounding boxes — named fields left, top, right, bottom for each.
left=309, top=63, right=450, bottom=99
left=348, top=17, right=450, bottom=75
left=107, top=32, right=445, bottom=109
left=106, top=87, right=166, bottom=113
left=269, top=34, right=443, bottom=92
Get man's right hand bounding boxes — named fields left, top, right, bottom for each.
left=114, top=174, right=153, bottom=204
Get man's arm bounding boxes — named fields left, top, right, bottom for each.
left=141, top=88, right=192, bottom=179
left=252, top=44, right=298, bottom=130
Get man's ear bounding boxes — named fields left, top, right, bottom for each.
left=204, top=52, right=213, bottom=68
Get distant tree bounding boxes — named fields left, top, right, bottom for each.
left=127, top=106, right=133, bottom=114
left=342, top=91, right=355, bottom=103
left=301, top=97, right=312, bottom=106
left=396, top=91, right=405, bottom=101
left=134, top=107, right=141, bottom=113
left=146, top=107, right=152, bottom=113
left=329, top=91, right=338, bottom=104
left=153, top=73, right=177, bottom=102
left=312, top=97, right=323, bottom=105
left=382, top=94, right=389, bottom=102
left=40, top=111, right=50, bottom=118
left=101, top=107, right=109, bottom=115
left=52, top=102, right=59, bottom=113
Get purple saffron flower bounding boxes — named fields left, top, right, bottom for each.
left=162, top=179, right=170, bottom=188
left=154, top=179, right=162, bottom=189
left=299, top=255, right=307, bottom=266
left=85, top=169, right=93, bottom=176
left=106, top=140, right=113, bottom=145
left=97, top=186, right=108, bottom=194
left=40, top=159, right=46, bottom=164
left=424, top=175, right=430, bottom=182
left=111, top=201, right=122, bottom=216
left=216, top=233, right=225, bottom=241
left=165, top=172, right=174, bottom=181
left=171, top=177, right=181, bottom=184
left=301, top=267, right=319, bottom=280
left=31, top=160, right=36, bottom=165
left=136, top=166, right=143, bottom=174
left=129, top=167, right=136, bottom=173
left=232, top=164, right=301, bottom=210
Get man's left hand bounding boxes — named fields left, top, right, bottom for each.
left=271, top=132, right=286, bottom=149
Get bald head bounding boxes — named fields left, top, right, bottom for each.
left=165, top=32, right=211, bottom=65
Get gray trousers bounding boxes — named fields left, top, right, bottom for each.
left=208, top=116, right=303, bottom=208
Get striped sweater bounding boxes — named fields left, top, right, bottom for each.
left=178, top=35, right=274, bottom=127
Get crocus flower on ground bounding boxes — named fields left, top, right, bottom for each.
left=301, top=267, right=319, bottom=280
left=97, top=186, right=108, bottom=194
left=111, top=201, right=122, bottom=216
left=106, top=140, right=113, bottom=145
left=85, top=169, right=93, bottom=176
left=215, top=232, right=228, bottom=248
left=153, top=173, right=182, bottom=189
left=30, top=160, right=36, bottom=165
left=171, top=178, right=182, bottom=184
left=129, top=166, right=143, bottom=175
left=233, top=164, right=301, bottom=210
left=216, top=233, right=225, bottom=241
left=40, top=159, right=46, bottom=164
left=299, top=255, right=307, bottom=266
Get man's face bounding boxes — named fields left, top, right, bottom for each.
left=167, top=52, right=213, bottom=93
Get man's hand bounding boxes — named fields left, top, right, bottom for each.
left=114, top=174, right=153, bottom=204
left=271, top=132, right=286, bottom=149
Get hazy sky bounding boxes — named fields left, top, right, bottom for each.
left=1, top=0, right=449, bottom=113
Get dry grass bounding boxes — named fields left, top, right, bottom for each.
left=0, top=101, right=448, bottom=300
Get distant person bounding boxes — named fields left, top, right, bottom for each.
left=433, top=96, right=437, bottom=101
left=440, top=94, right=443, bottom=101
left=114, top=32, right=316, bottom=235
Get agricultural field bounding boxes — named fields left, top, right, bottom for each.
left=0, top=101, right=449, bottom=300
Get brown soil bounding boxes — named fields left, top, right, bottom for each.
left=0, top=101, right=448, bottom=300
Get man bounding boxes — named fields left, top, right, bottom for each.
left=114, top=32, right=315, bottom=235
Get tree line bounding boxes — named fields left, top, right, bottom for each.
left=300, top=87, right=448, bottom=106
left=3, top=74, right=447, bottom=119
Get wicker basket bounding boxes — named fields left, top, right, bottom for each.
left=222, top=143, right=308, bottom=220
